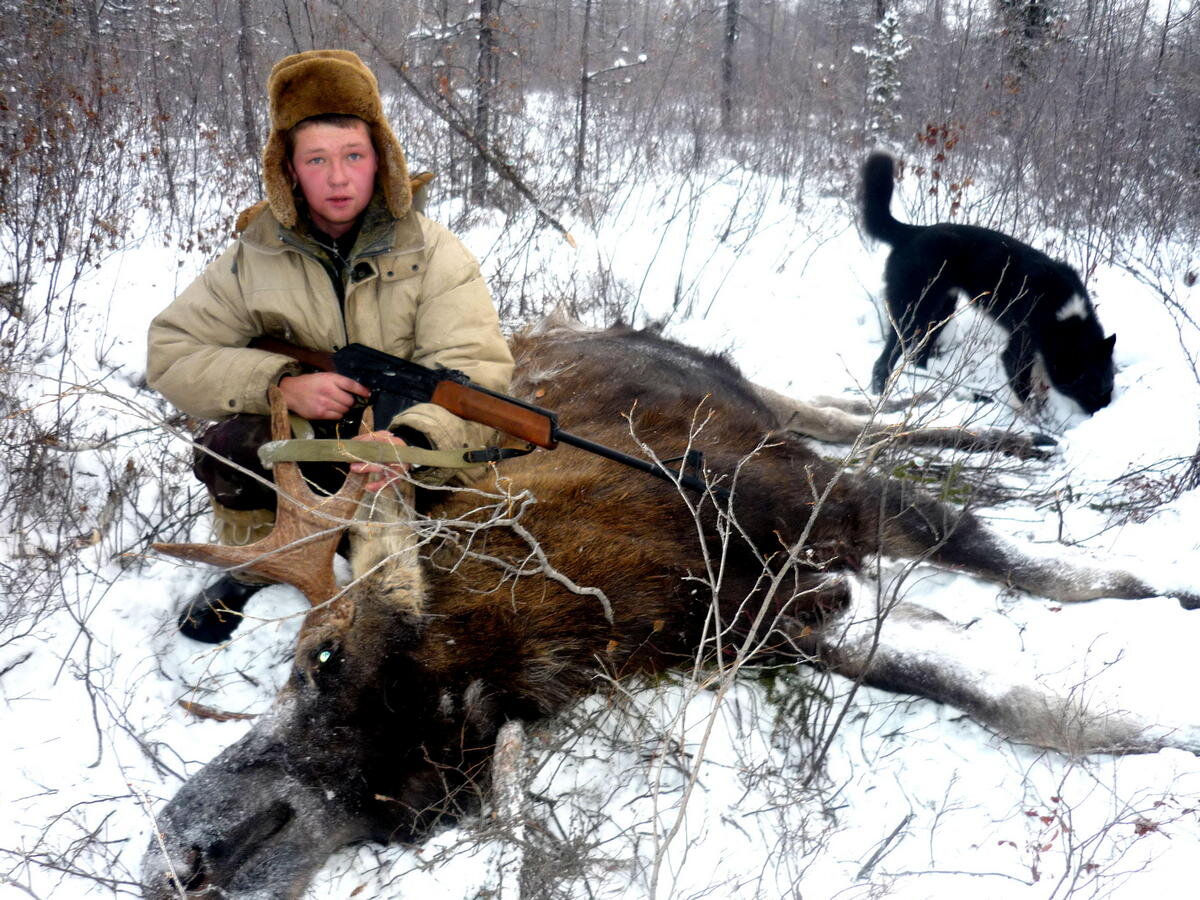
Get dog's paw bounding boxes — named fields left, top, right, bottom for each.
left=1001, top=432, right=1057, bottom=461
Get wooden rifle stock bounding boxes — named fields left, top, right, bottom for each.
left=249, top=336, right=335, bottom=373
left=431, top=381, right=557, bottom=449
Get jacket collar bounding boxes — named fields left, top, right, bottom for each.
left=239, top=191, right=425, bottom=261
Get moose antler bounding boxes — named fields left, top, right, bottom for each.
left=154, top=388, right=369, bottom=610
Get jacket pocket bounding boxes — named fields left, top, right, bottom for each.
left=378, top=250, right=426, bottom=283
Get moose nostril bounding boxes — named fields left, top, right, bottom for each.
left=182, top=846, right=209, bottom=892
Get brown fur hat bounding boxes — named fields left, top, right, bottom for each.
left=262, top=49, right=411, bottom=228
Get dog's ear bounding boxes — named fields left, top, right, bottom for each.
left=1102, top=334, right=1117, bottom=354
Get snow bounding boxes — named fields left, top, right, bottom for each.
left=2, top=163, right=1199, bottom=899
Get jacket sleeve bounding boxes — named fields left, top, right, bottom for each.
left=147, top=243, right=301, bottom=420
left=388, top=218, right=514, bottom=454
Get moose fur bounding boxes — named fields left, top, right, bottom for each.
left=863, top=152, right=1117, bottom=413
left=142, top=321, right=1195, bottom=900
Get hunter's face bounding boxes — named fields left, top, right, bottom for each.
left=288, top=120, right=378, bottom=238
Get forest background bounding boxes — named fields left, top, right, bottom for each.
left=5, top=0, right=1198, bottom=322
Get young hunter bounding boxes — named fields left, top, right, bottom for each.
left=147, top=50, right=514, bottom=643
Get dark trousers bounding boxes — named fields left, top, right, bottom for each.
left=193, top=412, right=364, bottom=511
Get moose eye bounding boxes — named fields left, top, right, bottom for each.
left=311, top=642, right=341, bottom=672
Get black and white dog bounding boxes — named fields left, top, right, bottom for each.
left=863, top=152, right=1116, bottom=414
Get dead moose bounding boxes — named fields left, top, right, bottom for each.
left=142, top=320, right=1198, bottom=899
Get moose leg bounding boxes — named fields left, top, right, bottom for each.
left=866, top=475, right=1199, bottom=606
left=721, top=446, right=1176, bottom=606
left=748, top=382, right=1052, bottom=460
left=800, top=593, right=1200, bottom=754
left=715, top=437, right=1194, bottom=610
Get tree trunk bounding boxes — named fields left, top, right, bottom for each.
left=279, top=0, right=303, bottom=53
left=471, top=0, right=501, bottom=205
left=572, top=0, right=593, bottom=196
left=237, top=0, right=260, bottom=162
left=720, top=0, right=740, bottom=134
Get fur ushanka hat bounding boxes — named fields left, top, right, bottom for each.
left=261, top=49, right=411, bottom=228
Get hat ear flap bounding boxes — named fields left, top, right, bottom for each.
left=370, top=122, right=412, bottom=222
left=262, top=132, right=298, bottom=228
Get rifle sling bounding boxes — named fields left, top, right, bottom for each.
left=257, top=439, right=533, bottom=470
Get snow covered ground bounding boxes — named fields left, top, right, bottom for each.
left=2, top=163, right=1198, bottom=899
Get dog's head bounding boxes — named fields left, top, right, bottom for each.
left=1044, top=330, right=1116, bottom=414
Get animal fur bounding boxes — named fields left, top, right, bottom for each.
left=863, top=152, right=1116, bottom=414
left=143, top=322, right=1192, bottom=900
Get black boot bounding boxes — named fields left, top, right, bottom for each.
left=177, top=575, right=265, bottom=643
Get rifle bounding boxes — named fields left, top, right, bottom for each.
left=249, top=337, right=720, bottom=499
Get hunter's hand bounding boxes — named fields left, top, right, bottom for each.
left=350, top=430, right=410, bottom=492
left=277, top=372, right=370, bottom=420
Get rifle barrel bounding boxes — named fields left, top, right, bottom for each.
left=555, top=429, right=718, bottom=499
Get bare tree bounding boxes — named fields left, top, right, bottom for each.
left=237, top=0, right=262, bottom=162
left=471, top=0, right=502, bottom=204
left=720, top=0, right=740, bottom=134
left=572, top=0, right=594, bottom=196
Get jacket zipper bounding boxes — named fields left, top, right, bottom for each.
left=278, top=231, right=354, bottom=347
left=268, top=222, right=425, bottom=348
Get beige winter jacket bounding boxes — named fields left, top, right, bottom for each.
left=147, top=203, right=514, bottom=462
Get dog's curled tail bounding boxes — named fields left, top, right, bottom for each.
left=861, top=152, right=917, bottom=246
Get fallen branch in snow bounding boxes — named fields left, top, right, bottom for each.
left=856, top=811, right=913, bottom=880
left=177, top=699, right=257, bottom=722
left=0, top=650, right=32, bottom=680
